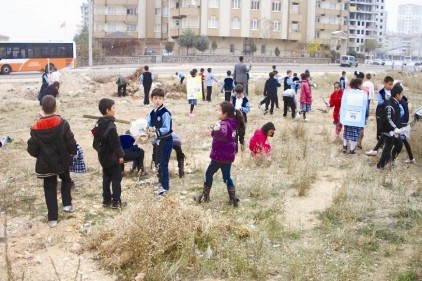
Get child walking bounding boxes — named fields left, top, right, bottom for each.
left=262, top=71, right=281, bottom=115
left=231, top=84, right=250, bottom=152
left=138, top=65, right=154, bottom=106
left=194, top=102, right=245, bottom=207
left=187, top=69, right=199, bottom=117
left=205, top=67, right=220, bottom=102
left=300, top=72, right=312, bottom=121
left=326, top=81, right=343, bottom=138
left=147, top=88, right=173, bottom=196
left=27, top=95, right=77, bottom=227
left=221, top=70, right=235, bottom=102
left=92, top=98, right=126, bottom=209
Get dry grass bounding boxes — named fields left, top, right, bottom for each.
left=1, top=68, right=422, bottom=280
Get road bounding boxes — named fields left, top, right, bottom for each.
left=0, top=63, right=388, bottom=82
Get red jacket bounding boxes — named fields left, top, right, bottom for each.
left=328, top=89, right=343, bottom=123
left=249, top=129, right=271, bottom=156
left=300, top=79, right=312, bottom=105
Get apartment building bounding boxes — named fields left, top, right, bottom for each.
left=90, top=0, right=348, bottom=56
left=397, top=4, right=422, bottom=35
left=348, top=0, right=379, bottom=54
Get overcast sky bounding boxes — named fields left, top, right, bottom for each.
left=0, top=0, right=421, bottom=41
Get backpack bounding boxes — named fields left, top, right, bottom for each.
left=91, top=121, right=114, bottom=152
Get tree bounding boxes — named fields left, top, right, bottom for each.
left=195, top=36, right=210, bottom=53
left=250, top=41, right=257, bottom=56
left=73, top=26, right=102, bottom=59
left=164, top=42, right=174, bottom=54
left=177, top=29, right=196, bottom=55
left=363, top=39, right=379, bottom=54
left=211, top=40, right=217, bottom=54
left=274, top=47, right=280, bottom=57
left=306, top=40, right=320, bottom=57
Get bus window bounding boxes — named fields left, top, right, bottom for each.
left=0, top=47, right=6, bottom=58
left=20, top=49, right=26, bottom=58
left=41, top=47, right=49, bottom=57
left=12, top=47, right=19, bottom=58
left=28, top=48, right=34, bottom=58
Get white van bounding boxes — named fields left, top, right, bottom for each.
left=340, top=55, right=358, bottom=67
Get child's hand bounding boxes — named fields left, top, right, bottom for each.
left=212, top=122, right=221, bottom=131
left=119, top=158, right=124, bottom=164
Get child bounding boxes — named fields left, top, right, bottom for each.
left=38, top=81, right=60, bottom=106
left=40, top=68, right=49, bottom=94
left=187, top=69, right=199, bottom=117
left=27, top=95, right=77, bottom=227
left=377, top=83, right=404, bottom=169
left=282, top=88, right=297, bottom=119
left=147, top=88, right=173, bottom=195
left=300, top=72, right=312, bottom=121
left=92, top=98, right=125, bottom=208
left=176, top=72, right=185, bottom=84
left=292, top=72, right=300, bottom=94
left=399, top=95, right=416, bottom=164
left=339, top=71, right=347, bottom=90
left=262, top=71, right=281, bottom=115
left=152, top=132, right=186, bottom=178
left=221, top=70, right=235, bottom=102
left=249, top=122, right=276, bottom=158
left=326, top=82, right=343, bottom=138
left=199, top=68, right=206, bottom=101
left=139, top=65, right=154, bottom=106
left=194, top=102, right=245, bottom=207
left=366, top=76, right=394, bottom=156
left=116, top=75, right=128, bottom=97
left=119, top=133, right=147, bottom=176
left=232, top=84, right=250, bottom=152
left=205, top=67, right=220, bottom=102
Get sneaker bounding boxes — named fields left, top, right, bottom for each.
left=102, top=201, right=111, bottom=208
left=349, top=150, right=355, bottom=155
left=263, top=110, right=269, bottom=115
left=111, top=201, right=127, bottom=209
left=342, top=146, right=347, bottom=153
left=63, top=206, right=75, bottom=213
left=365, top=150, right=377, bottom=156
left=155, top=187, right=168, bottom=196
left=404, top=159, right=416, bottom=164
left=189, top=112, right=194, bottom=117
left=304, top=118, right=310, bottom=122
left=48, top=220, right=58, bottom=228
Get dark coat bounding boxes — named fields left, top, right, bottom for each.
left=263, top=78, right=281, bottom=98
left=27, top=115, right=77, bottom=178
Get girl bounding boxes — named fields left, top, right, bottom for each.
left=195, top=102, right=245, bottom=207
left=300, top=72, right=312, bottom=121
left=327, top=81, right=343, bottom=138
left=187, top=69, right=198, bottom=117
left=249, top=122, right=276, bottom=158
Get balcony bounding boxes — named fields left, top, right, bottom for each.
left=95, top=0, right=138, bottom=4
left=170, top=5, right=200, bottom=18
left=288, top=32, right=302, bottom=41
left=316, top=8, right=342, bottom=17
left=105, top=14, right=127, bottom=22
left=289, top=14, right=302, bottom=22
left=169, top=26, right=200, bottom=38
left=315, top=23, right=342, bottom=31
left=94, top=14, right=106, bottom=22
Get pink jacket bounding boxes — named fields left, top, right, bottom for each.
left=300, top=79, right=312, bottom=105
left=249, top=129, right=271, bottom=156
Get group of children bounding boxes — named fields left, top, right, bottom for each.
left=325, top=71, right=416, bottom=169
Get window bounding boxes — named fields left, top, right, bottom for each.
left=291, top=3, right=299, bottom=14
left=155, top=8, right=161, bottom=16
left=230, top=44, right=235, bottom=53
left=154, top=24, right=161, bottom=32
left=108, top=23, right=117, bottom=32
left=232, top=0, right=241, bottom=9
left=273, top=20, right=280, bottom=31
left=127, top=7, right=137, bottom=15
left=127, top=24, right=137, bottom=31
left=231, top=17, right=241, bottom=29
left=251, top=19, right=259, bottom=30
left=208, top=0, right=219, bottom=8
left=108, top=6, right=117, bottom=15
left=272, top=1, right=281, bottom=11
left=316, top=1, right=321, bottom=8
left=316, top=16, right=320, bottom=23
left=208, top=16, right=219, bottom=28
left=291, top=22, right=299, bottom=32
left=329, top=3, right=336, bottom=9
left=251, top=0, right=260, bottom=10
left=261, top=45, right=266, bottom=54
left=315, top=31, right=320, bottom=38
left=329, top=16, right=336, bottom=24
left=162, top=7, right=168, bottom=16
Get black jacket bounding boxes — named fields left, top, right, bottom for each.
left=92, top=116, right=125, bottom=168
left=263, top=78, right=281, bottom=98
left=27, top=116, right=77, bottom=178
left=380, top=97, right=402, bottom=135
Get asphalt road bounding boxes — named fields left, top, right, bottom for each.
left=0, top=63, right=388, bottom=82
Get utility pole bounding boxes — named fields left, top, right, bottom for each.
left=88, top=0, right=93, bottom=66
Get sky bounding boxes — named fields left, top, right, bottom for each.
left=0, top=0, right=421, bottom=41
left=0, top=0, right=85, bottom=42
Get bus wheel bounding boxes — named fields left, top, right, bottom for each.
left=1, top=64, right=11, bottom=75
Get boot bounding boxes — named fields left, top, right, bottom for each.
left=177, top=153, right=185, bottom=178
left=228, top=189, right=239, bottom=207
left=194, top=186, right=210, bottom=203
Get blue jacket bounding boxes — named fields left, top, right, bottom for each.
left=263, top=78, right=281, bottom=98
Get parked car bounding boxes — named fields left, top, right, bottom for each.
left=372, top=59, right=384, bottom=65
left=340, top=55, right=358, bottom=67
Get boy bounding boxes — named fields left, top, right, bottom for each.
left=175, top=72, right=185, bottom=84
left=232, top=84, right=250, bottom=152
left=221, top=70, right=235, bottom=102
left=147, top=88, right=173, bottom=195
left=262, top=71, right=281, bottom=115
left=116, top=75, right=128, bottom=97
left=138, top=65, right=154, bottom=106
left=92, top=98, right=125, bottom=208
left=27, top=95, right=77, bottom=227
left=339, top=71, right=347, bottom=90
left=205, top=67, right=220, bottom=102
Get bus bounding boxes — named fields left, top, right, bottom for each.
left=0, top=41, right=76, bottom=74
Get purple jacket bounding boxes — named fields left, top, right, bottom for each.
left=210, top=118, right=238, bottom=163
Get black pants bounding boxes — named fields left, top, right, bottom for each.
left=402, top=138, right=414, bottom=160
left=121, top=146, right=145, bottom=172
left=235, top=128, right=245, bottom=153
left=268, top=96, right=277, bottom=114
left=102, top=164, right=123, bottom=204
left=260, top=96, right=269, bottom=109
left=143, top=84, right=151, bottom=105
left=206, top=86, right=213, bottom=101
left=224, top=90, right=232, bottom=102
left=43, top=170, right=72, bottom=221
left=377, top=135, right=403, bottom=168
left=283, top=96, right=296, bottom=118
left=118, top=85, right=126, bottom=97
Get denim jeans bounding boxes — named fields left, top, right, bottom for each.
left=204, top=160, right=234, bottom=189
left=43, top=170, right=72, bottom=221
